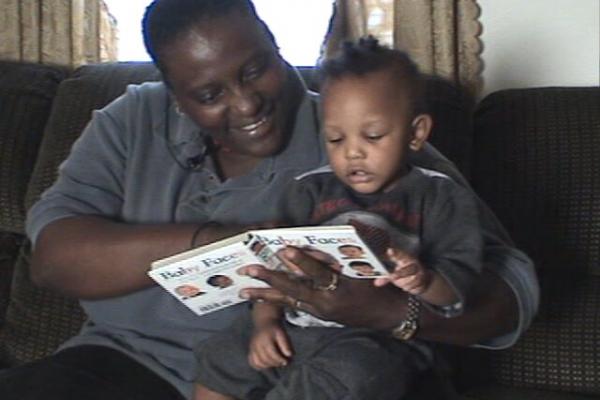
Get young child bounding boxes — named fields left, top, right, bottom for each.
left=193, top=37, right=483, bottom=400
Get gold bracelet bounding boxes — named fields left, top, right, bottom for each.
left=189, top=226, right=205, bottom=249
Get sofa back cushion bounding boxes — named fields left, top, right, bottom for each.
left=472, top=87, right=600, bottom=395
left=473, top=87, right=600, bottom=276
left=0, top=61, right=69, bottom=234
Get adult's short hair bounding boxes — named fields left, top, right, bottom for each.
left=142, top=0, right=276, bottom=74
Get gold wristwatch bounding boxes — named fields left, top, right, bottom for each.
left=391, top=295, right=421, bottom=341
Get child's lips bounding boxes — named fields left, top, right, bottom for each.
left=346, top=169, right=373, bottom=184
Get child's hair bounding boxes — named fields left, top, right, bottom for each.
left=319, top=36, right=426, bottom=116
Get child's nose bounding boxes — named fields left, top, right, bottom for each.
left=345, top=144, right=365, bottom=159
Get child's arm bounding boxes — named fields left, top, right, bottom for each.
left=248, top=302, right=292, bottom=370
left=252, top=301, right=284, bottom=328
left=375, top=248, right=458, bottom=306
left=379, top=183, right=484, bottom=313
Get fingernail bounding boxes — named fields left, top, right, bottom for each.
left=239, top=291, right=249, bottom=299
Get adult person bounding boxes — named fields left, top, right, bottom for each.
left=0, top=1, right=538, bottom=400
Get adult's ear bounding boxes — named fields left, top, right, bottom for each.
left=409, top=114, right=433, bottom=151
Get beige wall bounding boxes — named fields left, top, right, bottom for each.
left=478, top=0, right=599, bottom=97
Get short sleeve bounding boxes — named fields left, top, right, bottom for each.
left=26, top=95, right=129, bottom=245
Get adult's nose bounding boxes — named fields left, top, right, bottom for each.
left=230, top=86, right=262, bottom=117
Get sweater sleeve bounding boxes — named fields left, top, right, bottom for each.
left=420, top=181, right=484, bottom=316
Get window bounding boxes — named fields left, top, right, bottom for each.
left=104, top=0, right=334, bottom=66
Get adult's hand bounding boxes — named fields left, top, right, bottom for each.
left=239, top=246, right=520, bottom=346
left=238, top=246, right=406, bottom=330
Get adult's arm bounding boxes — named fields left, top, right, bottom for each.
left=30, top=216, right=234, bottom=300
left=240, top=248, right=519, bottom=347
left=26, top=83, right=244, bottom=300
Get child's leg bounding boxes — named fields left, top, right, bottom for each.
left=265, top=326, right=429, bottom=400
left=194, top=383, right=236, bottom=400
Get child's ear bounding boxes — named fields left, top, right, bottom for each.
left=409, top=114, right=433, bottom=151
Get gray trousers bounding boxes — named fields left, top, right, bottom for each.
left=195, top=313, right=430, bottom=400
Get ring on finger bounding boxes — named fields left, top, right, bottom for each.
left=313, top=273, right=339, bottom=292
left=293, top=299, right=303, bottom=309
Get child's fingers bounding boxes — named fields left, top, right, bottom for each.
left=264, top=344, right=288, bottom=367
left=250, top=343, right=284, bottom=369
left=387, top=249, right=420, bottom=272
left=386, top=248, right=413, bottom=263
left=401, top=275, right=428, bottom=294
left=387, top=262, right=421, bottom=283
left=248, top=350, right=263, bottom=370
left=275, top=330, right=293, bottom=358
left=373, top=276, right=390, bottom=287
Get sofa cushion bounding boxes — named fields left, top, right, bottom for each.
left=462, top=383, right=596, bottom=400
left=472, top=87, right=600, bottom=276
left=471, top=87, right=600, bottom=395
left=0, top=61, right=69, bottom=234
left=0, top=241, right=85, bottom=366
left=0, top=62, right=160, bottom=366
left=488, top=272, right=599, bottom=395
left=0, top=232, right=23, bottom=330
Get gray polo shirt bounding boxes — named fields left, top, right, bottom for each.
left=26, top=75, right=538, bottom=399
left=27, top=77, right=326, bottom=397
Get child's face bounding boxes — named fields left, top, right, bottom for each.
left=322, top=69, right=429, bottom=194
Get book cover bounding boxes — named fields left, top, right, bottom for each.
left=149, top=225, right=388, bottom=316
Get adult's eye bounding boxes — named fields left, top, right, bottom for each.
left=242, top=55, right=269, bottom=82
left=196, top=88, right=223, bottom=105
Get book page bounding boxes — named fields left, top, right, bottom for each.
left=249, top=225, right=389, bottom=279
left=148, top=239, right=269, bottom=316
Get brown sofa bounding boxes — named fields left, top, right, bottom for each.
left=0, top=60, right=598, bottom=399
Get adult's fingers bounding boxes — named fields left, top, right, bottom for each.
left=239, top=263, right=315, bottom=304
left=277, top=246, right=338, bottom=288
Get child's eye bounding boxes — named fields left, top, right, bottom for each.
left=326, top=137, right=343, bottom=144
left=366, top=134, right=384, bottom=142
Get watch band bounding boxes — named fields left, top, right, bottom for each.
left=391, top=294, right=421, bottom=341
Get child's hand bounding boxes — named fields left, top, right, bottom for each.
left=374, top=248, right=432, bottom=295
left=248, top=322, right=292, bottom=370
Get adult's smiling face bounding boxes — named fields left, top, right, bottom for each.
left=160, top=8, right=301, bottom=167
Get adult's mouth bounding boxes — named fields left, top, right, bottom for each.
left=239, top=116, right=268, bottom=132
left=231, top=106, right=276, bottom=139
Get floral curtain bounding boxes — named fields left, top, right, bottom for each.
left=323, top=0, right=483, bottom=94
left=0, top=0, right=117, bottom=67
